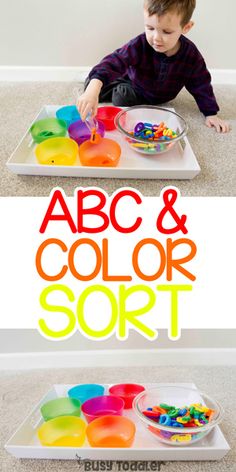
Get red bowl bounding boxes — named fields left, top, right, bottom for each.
left=96, top=106, right=122, bottom=131
left=109, top=383, right=145, bottom=409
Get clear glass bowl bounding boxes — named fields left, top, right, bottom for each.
left=133, top=385, right=224, bottom=446
left=114, top=105, right=188, bottom=155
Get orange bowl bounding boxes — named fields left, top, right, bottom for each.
left=79, top=137, right=121, bottom=167
left=86, top=415, right=136, bottom=448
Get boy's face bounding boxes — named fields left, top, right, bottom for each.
left=144, top=8, right=193, bottom=56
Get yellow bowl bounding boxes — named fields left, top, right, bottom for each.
left=37, top=416, right=86, bottom=447
left=35, top=137, right=78, bottom=166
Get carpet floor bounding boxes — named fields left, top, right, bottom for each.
left=0, top=82, right=235, bottom=196
left=1, top=365, right=236, bottom=471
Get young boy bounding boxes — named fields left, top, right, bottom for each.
left=77, top=0, right=230, bottom=133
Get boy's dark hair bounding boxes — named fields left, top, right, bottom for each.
left=144, top=0, right=196, bottom=26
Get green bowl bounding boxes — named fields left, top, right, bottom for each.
left=40, top=397, right=81, bottom=421
left=30, top=117, right=67, bottom=143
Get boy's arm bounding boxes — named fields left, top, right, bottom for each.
left=77, top=79, right=103, bottom=121
left=185, top=58, right=230, bottom=133
left=87, top=37, right=141, bottom=87
left=77, top=36, right=142, bottom=119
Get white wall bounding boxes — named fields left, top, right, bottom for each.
left=0, top=0, right=235, bottom=69
left=1, top=330, right=236, bottom=353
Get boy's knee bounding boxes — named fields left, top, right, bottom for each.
left=112, top=83, right=140, bottom=106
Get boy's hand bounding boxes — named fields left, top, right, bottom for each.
left=77, top=91, right=99, bottom=122
left=205, top=115, right=230, bottom=133
left=77, top=79, right=103, bottom=121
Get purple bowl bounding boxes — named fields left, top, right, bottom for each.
left=68, top=119, right=105, bottom=145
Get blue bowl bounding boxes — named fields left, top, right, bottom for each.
left=68, top=384, right=105, bottom=404
left=56, top=105, right=81, bottom=128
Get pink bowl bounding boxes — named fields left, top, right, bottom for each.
left=109, top=383, right=145, bottom=409
left=81, top=395, right=124, bottom=423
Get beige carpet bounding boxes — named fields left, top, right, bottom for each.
left=1, top=366, right=236, bottom=471
left=0, top=82, right=235, bottom=196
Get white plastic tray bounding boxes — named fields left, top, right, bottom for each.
left=5, top=383, right=229, bottom=461
left=7, top=106, right=200, bottom=179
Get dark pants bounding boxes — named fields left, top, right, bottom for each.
left=84, top=77, right=147, bottom=107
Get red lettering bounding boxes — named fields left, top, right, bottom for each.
left=110, top=190, right=142, bottom=233
left=77, top=189, right=109, bottom=233
left=40, top=190, right=77, bottom=233
left=40, top=188, right=143, bottom=234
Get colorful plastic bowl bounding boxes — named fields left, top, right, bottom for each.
left=68, top=384, right=105, bottom=404
left=96, top=106, right=122, bottom=131
left=81, top=395, right=124, bottom=423
left=41, top=397, right=81, bottom=421
left=35, top=137, right=78, bottom=165
left=30, top=117, right=67, bottom=143
left=68, top=119, right=105, bottom=145
left=133, top=385, right=224, bottom=446
left=79, top=135, right=121, bottom=167
left=114, top=105, right=188, bottom=155
left=109, top=383, right=145, bottom=409
left=86, top=415, right=136, bottom=447
left=38, top=416, right=86, bottom=447
left=56, top=105, right=81, bottom=128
